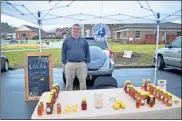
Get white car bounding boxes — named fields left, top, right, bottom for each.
left=154, top=36, right=181, bottom=70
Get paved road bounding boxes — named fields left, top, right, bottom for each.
left=0, top=68, right=181, bottom=119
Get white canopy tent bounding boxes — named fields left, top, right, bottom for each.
left=1, top=1, right=181, bottom=84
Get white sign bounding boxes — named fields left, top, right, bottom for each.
left=123, top=51, right=133, bottom=58
left=158, top=80, right=167, bottom=90
left=129, top=37, right=133, bottom=41
left=91, top=23, right=110, bottom=42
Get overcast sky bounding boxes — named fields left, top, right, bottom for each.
left=1, top=1, right=181, bottom=32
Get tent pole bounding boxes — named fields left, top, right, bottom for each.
left=154, top=13, right=160, bottom=85
left=38, top=23, right=42, bottom=52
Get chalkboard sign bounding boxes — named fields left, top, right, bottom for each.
left=24, top=52, right=53, bottom=101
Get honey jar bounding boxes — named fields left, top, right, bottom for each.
left=140, top=93, right=145, bottom=106
left=37, top=104, right=42, bottom=116
left=52, top=83, right=60, bottom=96
left=166, top=93, right=172, bottom=107
left=50, top=91, right=55, bottom=104
left=124, top=81, right=131, bottom=93
left=147, top=94, right=155, bottom=105
left=148, top=96, right=154, bottom=108
left=148, top=84, right=153, bottom=94
left=46, top=98, right=53, bottom=114
left=159, top=89, right=164, bottom=101
left=136, top=96, right=141, bottom=108
left=57, top=103, right=61, bottom=114
left=129, top=85, right=134, bottom=96
left=152, top=84, right=156, bottom=96
left=81, top=97, right=87, bottom=110
left=40, top=102, right=44, bottom=112
left=155, top=87, right=160, bottom=100
left=133, top=88, right=137, bottom=100
left=163, top=91, right=168, bottom=104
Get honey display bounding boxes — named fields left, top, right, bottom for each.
left=124, top=81, right=131, bottom=93
left=81, top=97, right=87, bottom=110
left=57, top=103, right=61, bottom=114
left=37, top=104, right=42, bottom=116
left=166, top=93, right=172, bottom=107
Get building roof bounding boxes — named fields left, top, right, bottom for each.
left=24, top=25, right=46, bottom=34
left=112, top=22, right=181, bottom=30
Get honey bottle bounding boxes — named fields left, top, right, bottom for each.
left=37, top=104, right=42, bottom=116
left=57, top=103, right=61, bottom=114
left=155, top=88, right=160, bottom=100
left=124, top=80, right=129, bottom=93
left=125, top=81, right=131, bottom=93
left=140, top=93, right=145, bottom=106
left=146, top=79, right=151, bottom=91
left=166, top=93, right=172, bottom=107
left=163, top=91, right=168, bottom=104
left=52, top=89, right=58, bottom=99
left=152, top=84, right=156, bottom=96
left=50, top=91, right=56, bottom=104
left=133, top=88, right=136, bottom=100
left=149, top=96, right=154, bottom=108
left=40, top=102, right=44, bottom=112
left=148, top=84, right=152, bottom=94
left=130, top=85, right=134, bottom=97
left=136, top=96, right=141, bottom=108
left=81, top=97, right=87, bottom=110
left=46, top=98, right=53, bottom=114
left=159, top=89, right=164, bottom=101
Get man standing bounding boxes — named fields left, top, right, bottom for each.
left=62, top=24, right=90, bottom=91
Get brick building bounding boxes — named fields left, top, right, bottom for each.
left=111, top=22, right=181, bottom=44
left=16, top=25, right=46, bottom=40
left=84, top=22, right=181, bottom=44
left=55, top=28, right=71, bottom=39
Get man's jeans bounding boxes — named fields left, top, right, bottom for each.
left=65, top=62, right=87, bottom=91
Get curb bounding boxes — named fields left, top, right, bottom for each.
left=114, top=65, right=155, bottom=69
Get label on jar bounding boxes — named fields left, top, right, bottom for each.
left=161, top=95, right=164, bottom=99
left=141, top=99, right=144, bottom=104
left=127, top=87, right=129, bottom=92
left=169, top=99, right=172, bottom=104
left=47, top=107, right=51, bottom=112
left=165, top=98, right=168, bottom=102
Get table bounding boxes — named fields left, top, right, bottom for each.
left=31, top=88, right=181, bottom=119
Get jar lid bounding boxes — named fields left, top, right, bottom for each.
left=82, top=97, right=86, bottom=101
left=168, top=93, right=172, bottom=96
left=52, top=89, right=56, bottom=93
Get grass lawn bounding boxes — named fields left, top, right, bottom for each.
left=3, top=48, right=61, bottom=69
left=1, top=44, right=46, bottom=51
left=2, top=43, right=165, bottom=69
left=109, top=43, right=164, bottom=54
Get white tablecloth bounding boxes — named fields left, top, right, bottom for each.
left=31, top=88, right=181, bottom=119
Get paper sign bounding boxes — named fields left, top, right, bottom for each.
left=158, top=80, right=167, bottom=90
left=123, top=51, right=133, bottom=58
left=129, top=37, right=133, bottom=41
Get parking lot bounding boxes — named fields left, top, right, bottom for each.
left=1, top=68, right=181, bottom=119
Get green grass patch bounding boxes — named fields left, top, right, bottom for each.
left=1, top=44, right=46, bottom=51
left=109, top=44, right=164, bottom=54
left=3, top=48, right=61, bottom=69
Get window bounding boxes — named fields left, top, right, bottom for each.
left=124, top=31, right=126, bottom=37
left=135, top=31, right=140, bottom=38
left=86, top=39, right=108, bottom=50
left=171, top=37, right=181, bottom=48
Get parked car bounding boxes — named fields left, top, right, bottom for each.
left=63, top=37, right=115, bottom=84
left=1, top=52, right=9, bottom=72
left=154, top=36, right=181, bottom=70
